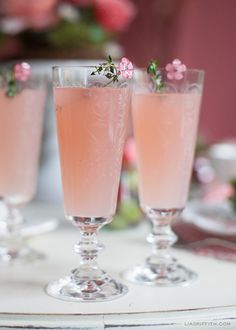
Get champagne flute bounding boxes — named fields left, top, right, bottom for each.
left=46, top=64, right=132, bottom=301
left=123, top=67, right=204, bottom=286
left=0, top=69, right=47, bottom=263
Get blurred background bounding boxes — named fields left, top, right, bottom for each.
left=1, top=0, right=236, bottom=141
left=1, top=0, right=236, bottom=231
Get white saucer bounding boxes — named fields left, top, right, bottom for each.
left=182, top=200, right=236, bottom=236
left=0, top=218, right=59, bottom=238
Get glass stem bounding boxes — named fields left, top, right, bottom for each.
left=5, top=205, right=23, bottom=235
left=0, top=202, right=24, bottom=253
left=46, top=216, right=128, bottom=301
left=74, top=227, right=104, bottom=269
left=146, top=209, right=182, bottom=267
left=69, top=216, right=110, bottom=288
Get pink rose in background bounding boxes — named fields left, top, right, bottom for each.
left=0, top=0, right=58, bottom=16
left=0, top=0, right=59, bottom=31
left=27, top=12, right=59, bottom=30
left=13, top=62, right=31, bottom=82
left=118, top=57, right=133, bottom=79
left=0, top=0, right=137, bottom=32
left=94, top=0, right=136, bottom=32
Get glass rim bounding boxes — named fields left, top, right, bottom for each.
left=52, top=65, right=134, bottom=72
left=136, top=67, right=205, bottom=74
left=52, top=66, right=204, bottom=77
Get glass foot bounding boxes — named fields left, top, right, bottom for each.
left=0, top=245, right=44, bottom=263
left=46, top=271, right=128, bottom=302
left=123, top=261, right=197, bottom=286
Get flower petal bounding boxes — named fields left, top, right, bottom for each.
left=121, top=57, right=130, bottom=65
left=128, top=70, right=133, bottom=78
left=178, top=64, right=187, bottom=72
left=172, top=58, right=181, bottom=66
left=174, top=72, right=184, bottom=80
left=127, top=62, right=133, bottom=70
left=165, top=63, right=173, bottom=71
left=167, top=72, right=175, bottom=80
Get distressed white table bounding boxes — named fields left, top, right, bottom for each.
left=0, top=202, right=235, bottom=330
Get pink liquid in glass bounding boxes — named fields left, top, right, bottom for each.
left=0, top=89, right=46, bottom=205
left=132, top=92, right=202, bottom=209
left=54, top=87, right=130, bottom=218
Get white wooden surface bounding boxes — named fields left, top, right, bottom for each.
left=0, top=202, right=235, bottom=329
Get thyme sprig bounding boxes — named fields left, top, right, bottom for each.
left=6, top=69, right=18, bottom=97
left=91, top=55, right=119, bottom=84
left=147, top=60, right=164, bottom=92
left=0, top=68, right=17, bottom=97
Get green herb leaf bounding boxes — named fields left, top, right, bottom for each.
left=147, top=59, right=164, bottom=92
left=90, top=55, right=119, bottom=85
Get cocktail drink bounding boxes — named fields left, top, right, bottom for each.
left=123, top=67, right=204, bottom=286
left=0, top=70, right=47, bottom=263
left=55, top=87, right=129, bottom=218
left=0, top=90, right=45, bottom=204
left=133, top=92, right=201, bottom=209
left=46, top=65, right=131, bottom=302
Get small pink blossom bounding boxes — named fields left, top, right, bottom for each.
left=13, top=62, right=32, bottom=82
left=165, top=58, right=187, bottom=80
left=117, top=57, right=133, bottom=79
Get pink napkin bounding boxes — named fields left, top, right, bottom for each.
left=173, top=220, right=236, bottom=262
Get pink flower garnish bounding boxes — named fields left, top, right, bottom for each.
left=117, top=57, right=133, bottom=79
left=13, top=62, right=31, bottom=82
left=165, top=59, right=187, bottom=80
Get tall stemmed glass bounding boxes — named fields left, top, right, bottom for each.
left=123, top=67, right=204, bottom=286
left=0, top=72, right=47, bottom=262
left=46, top=65, right=131, bottom=302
